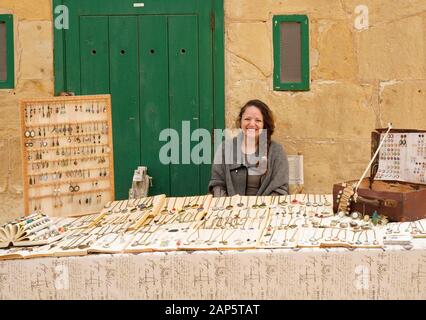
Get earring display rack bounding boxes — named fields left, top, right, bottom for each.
left=20, top=95, right=115, bottom=217
left=375, top=132, right=426, bottom=184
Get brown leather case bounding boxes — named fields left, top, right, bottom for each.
left=333, top=179, right=426, bottom=222
left=333, top=128, right=426, bottom=222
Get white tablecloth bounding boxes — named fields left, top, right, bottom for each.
left=1, top=239, right=425, bottom=299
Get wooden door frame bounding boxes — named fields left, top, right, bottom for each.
left=53, top=0, right=225, bottom=131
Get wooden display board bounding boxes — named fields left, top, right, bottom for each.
left=20, top=95, right=115, bottom=217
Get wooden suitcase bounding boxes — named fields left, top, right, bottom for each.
left=333, top=128, right=426, bottom=222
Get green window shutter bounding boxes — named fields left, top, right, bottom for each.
left=273, top=15, right=309, bottom=91
left=0, top=14, right=14, bottom=89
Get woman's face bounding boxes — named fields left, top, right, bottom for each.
left=241, top=106, right=264, bottom=141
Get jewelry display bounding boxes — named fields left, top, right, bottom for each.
left=20, top=95, right=115, bottom=217
left=384, top=220, right=426, bottom=239
left=1, top=194, right=398, bottom=260
left=375, top=132, right=426, bottom=184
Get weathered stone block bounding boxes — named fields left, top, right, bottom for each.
left=282, top=140, right=371, bottom=193
left=0, top=103, right=20, bottom=137
left=0, top=0, right=52, bottom=21
left=225, top=0, right=347, bottom=21
left=357, top=16, right=426, bottom=80
left=227, top=22, right=272, bottom=77
left=287, top=82, right=374, bottom=139
left=8, top=136, right=23, bottom=194
left=18, top=21, right=54, bottom=80
left=379, top=80, right=426, bottom=128
left=0, top=193, right=24, bottom=224
left=225, top=0, right=273, bottom=21
left=342, top=0, right=426, bottom=26
left=313, top=21, right=357, bottom=80
left=15, top=79, right=54, bottom=97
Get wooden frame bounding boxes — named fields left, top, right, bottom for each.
left=273, top=14, right=310, bottom=91
left=20, top=95, right=115, bottom=217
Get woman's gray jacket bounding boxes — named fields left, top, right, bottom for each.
left=208, top=135, right=289, bottom=196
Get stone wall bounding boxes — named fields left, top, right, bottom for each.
left=0, top=0, right=425, bottom=222
left=224, top=0, right=426, bottom=193
left=0, top=0, right=54, bottom=223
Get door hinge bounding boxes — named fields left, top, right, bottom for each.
left=210, top=12, right=215, bottom=31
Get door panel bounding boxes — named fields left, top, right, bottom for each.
left=168, top=15, right=199, bottom=196
left=139, top=15, right=170, bottom=196
left=64, top=1, right=82, bottom=95
left=109, top=16, right=140, bottom=200
left=79, top=16, right=110, bottom=94
left=198, top=3, right=214, bottom=194
left=58, top=0, right=222, bottom=198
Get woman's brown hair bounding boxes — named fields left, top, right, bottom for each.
left=236, top=99, right=275, bottom=146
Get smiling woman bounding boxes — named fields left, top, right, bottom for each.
left=208, top=99, right=289, bottom=197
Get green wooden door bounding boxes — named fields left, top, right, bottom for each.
left=54, top=0, right=224, bottom=199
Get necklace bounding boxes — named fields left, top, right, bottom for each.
left=317, top=194, right=323, bottom=207
left=309, top=229, right=318, bottom=245
left=325, top=228, right=333, bottom=242
left=323, top=195, right=331, bottom=206
left=372, top=229, right=379, bottom=245
left=267, top=227, right=277, bottom=244
left=237, top=195, right=244, bottom=208
left=279, top=194, right=288, bottom=206
left=113, top=200, right=125, bottom=213
left=363, top=230, right=370, bottom=245
left=252, top=196, right=260, bottom=209
left=212, top=197, right=221, bottom=211
left=312, top=194, right=318, bottom=207
left=104, top=201, right=120, bottom=214
left=167, top=197, right=177, bottom=214
left=197, top=195, right=206, bottom=212
left=190, top=196, right=201, bottom=209
left=120, top=199, right=130, bottom=213
left=225, top=197, right=233, bottom=210
left=348, top=230, right=357, bottom=245
left=137, top=197, right=149, bottom=210
left=205, top=227, right=220, bottom=245
left=269, top=195, right=278, bottom=208
left=182, top=196, right=190, bottom=209
left=416, top=220, right=426, bottom=234
left=141, top=222, right=163, bottom=246
left=281, top=228, right=289, bottom=246
left=289, top=228, right=298, bottom=243
left=184, top=220, right=207, bottom=244
left=131, top=225, right=153, bottom=247
left=259, top=196, right=267, bottom=209
left=355, top=231, right=363, bottom=245
left=298, top=194, right=306, bottom=206
left=146, top=197, right=154, bottom=209
left=258, top=208, right=268, bottom=219
left=103, top=201, right=113, bottom=209
left=161, top=198, right=170, bottom=214
left=179, top=197, right=189, bottom=212
left=219, top=227, right=238, bottom=245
